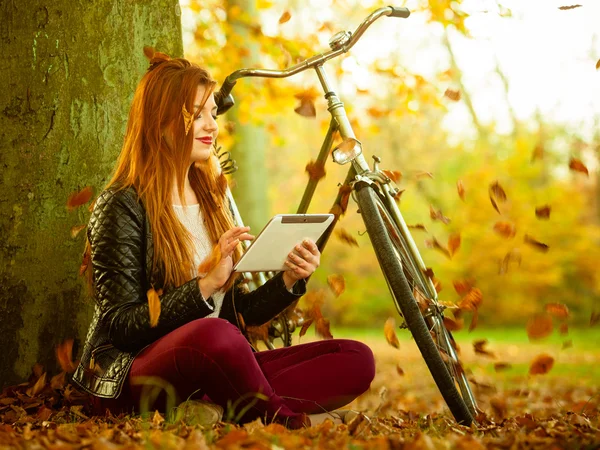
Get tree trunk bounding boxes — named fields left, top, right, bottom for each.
left=226, top=0, right=270, bottom=231
left=0, top=0, right=183, bottom=389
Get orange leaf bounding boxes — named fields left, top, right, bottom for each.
left=26, top=372, right=47, bottom=397
left=448, top=233, right=461, bottom=257
left=597, top=59, right=600, bottom=70
left=453, top=279, right=475, bottom=296
left=337, top=184, right=352, bottom=217
left=499, top=249, right=522, bottom=274
left=524, top=234, right=549, bottom=252
left=79, top=246, right=91, bottom=276
left=425, top=236, right=451, bottom=259
left=396, top=365, right=405, bottom=376
left=429, top=205, right=451, bottom=224
left=315, top=317, right=333, bottom=340
left=458, top=287, right=483, bottom=311
left=468, top=308, right=479, bottom=331
left=408, top=223, right=427, bottom=232
left=247, top=323, right=270, bottom=345
left=56, top=339, right=77, bottom=373
left=473, top=339, right=495, bottom=358
left=444, top=88, right=461, bottom=101
left=278, top=10, right=291, bottom=24
left=532, top=142, right=544, bottom=161
left=457, top=180, right=465, bottom=201
left=545, top=302, right=569, bottom=319
left=590, top=311, right=600, bottom=326
left=489, top=181, right=507, bottom=214
left=415, top=171, right=434, bottom=180
left=529, top=354, right=554, bottom=375
left=443, top=316, right=463, bottom=331
left=147, top=288, right=161, bottom=327
left=305, top=160, right=326, bottom=181
left=382, top=170, right=402, bottom=183
left=558, top=4, right=582, bottom=9
left=493, top=221, right=516, bottom=238
left=336, top=228, right=358, bottom=247
left=70, top=224, right=86, bottom=239
left=50, top=372, right=67, bottom=390
left=393, top=189, right=405, bottom=202
left=299, top=318, right=314, bottom=338
left=423, top=267, right=435, bottom=280
left=384, top=317, right=400, bottom=349
left=535, top=205, right=551, bottom=220
left=494, top=362, right=512, bottom=372
left=559, top=322, right=569, bottom=335
left=568, top=157, right=589, bottom=176
left=526, top=313, right=553, bottom=340
left=67, top=186, right=93, bottom=211
left=327, top=274, right=345, bottom=297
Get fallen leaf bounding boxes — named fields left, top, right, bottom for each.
left=545, top=302, right=569, bottom=319
left=147, top=288, right=162, bottom=327
left=488, top=181, right=507, bottom=214
left=67, top=186, right=94, bottom=211
left=278, top=10, right=291, bottom=24
left=529, top=353, right=554, bottom=375
left=26, top=373, right=47, bottom=397
left=524, top=234, right=549, bottom=252
left=535, top=205, right=551, bottom=219
left=493, top=221, right=516, bottom=238
left=384, top=317, right=400, bottom=349
left=56, top=339, right=77, bottom=373
left=457, top=180, right=465, bottom=201
left=448, top=233, right=461, bottom=257
left=70, top=224, right=87, bottom=239
left=396, top=365, right=405, bottom=376
left=335, top=228, right=358, bottom=247
left=568, top=157, right=589, bottom=176
left=429, top=205, right=451, bottom=224
left=562, top=339, right=573, bottom=349
left=494, top=362, right=512, bottom=372
left=473, top=339, right=495, bottom=358
left=558, top=4, right=582, bottom=10
left=50, top=371, right=66, bottom=390
left=305, top=160, right=326, bottom=181
left=590, top=311, right=600, bottom=326
left=526, top=313, right=553, bottom=340
left=425, top=236, right=451, bottom=259
left=382, top=170, right=402, bottom=183
left=490, top=396, right=507, bottom=420
left=444, top=88, right=461, bottom=101
left=326, top=274, right=345, bottom=297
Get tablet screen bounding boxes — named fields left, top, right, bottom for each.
left=233, top=214, right=334, bottom=272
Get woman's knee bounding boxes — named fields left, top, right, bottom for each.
left=342, top=340, right=376, bottom=393
left=172, top=317, right=248, bottom=354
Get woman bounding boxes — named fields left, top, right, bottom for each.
left=71, top=51, right=375, bottom=429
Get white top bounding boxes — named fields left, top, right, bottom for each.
left=172, top=203, right=225, bottom=318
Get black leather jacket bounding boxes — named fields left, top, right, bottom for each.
left=71, top=186, right=305, bottom=399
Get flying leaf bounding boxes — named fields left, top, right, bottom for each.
left=415, top=171, right=434, bottom=180
left=529, top=354, right=554, bottom=375
left=67, top=186, right=93, bottom=211
left=532, top=143, right=544, bottom=161
left=294, top=90, right=318, bottom=118
left=429, top=205, right=451, bottom=224
left=26, top=373, right=47, bottom=397
left=299, top=318, right=314, bottom=338
left=562, top=339, right=573, bottom=349
left=396, top=365, right=405, bottom=376
left=457, top=180, right=465, bottom=201
left=444, top=88, right=461, bottom=101
left=147, top=288, right=162, bottom=327
left=327, top=274, right=345, bottom=297
left=315, top=317, right=333, bottom=340
left=493, top=221, right=516, bottom=239
left=535, top=205, right=551, bottom=219
left=545, top=302, right=569, bottom=319
left=458, top=287, right=483, bottom=311
left=494, top=362, right=512, bottom=372
left=393, top=189, right=405, bottom=202
left=448, top=233, right=461, bottom=257
left=443, top=316, right=463, bottom=331
left=56, top=339, right=77, bottom=373
left=337, top=184, right=353, bottom=217
left=423, top=267, right=435, bottom=280
left=453, top=279, right=475, bottom=295
left=473, top=339, right=495, bottom=358
left=489, top=181, right=507, bottom=214
left=382, top=169, right=402, bottom=183
left=79, top=246, right=91, bottom=276
left=559, top=322, right=569, bottom=335
left=305, top=160, right=326, bottom=181
left=591, top=311, right=600, bottom=326
left=336, top=228, right=358, bottom=247
left=526, top=313, right=553, bottom=340
left=499, top=249, right=522, bottom=274
left=278, top=10, right=291, bottom=24
left=568, top=157, right=589, bottom=176
left=596, top=59, right=600, bottom=70
left=70, top=224, right=87, bottom=239
left=558, top=4, right=582, bottom=9
left=524, top=234, right=549, bottom=252
left=384, top=317, right=400, bottom=349
left=425, top=236, right=451, bottom=259
left=408, top=223, right=427, bottom=232
left=469, top=309, right=479, bottom=331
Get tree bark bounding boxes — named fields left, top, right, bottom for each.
left=0, top=0, right=183, bottom=389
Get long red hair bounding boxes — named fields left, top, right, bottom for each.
left=104, top=52, right=241, bottom=291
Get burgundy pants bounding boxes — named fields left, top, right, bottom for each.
left=92, top=318, right=375, bottom=425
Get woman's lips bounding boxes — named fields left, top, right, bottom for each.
left=197, top=137, right=212, bottom=144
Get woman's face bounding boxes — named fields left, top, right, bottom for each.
left=190, top=85, right=219, bottom=164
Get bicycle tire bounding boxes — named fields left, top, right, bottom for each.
left=356, top=184, right=475, bottom=425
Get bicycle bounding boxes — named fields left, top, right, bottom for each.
left=214, top=6, right=478, bottom=426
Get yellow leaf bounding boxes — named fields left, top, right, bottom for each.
left=327, top=274, right=345, bottom=297
left=147, top=288, right=162, bottom=327
left=278, top=11, right=291, bottom=24
left=384, top=317, right=400, bottom=349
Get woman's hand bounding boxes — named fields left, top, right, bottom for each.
left=199, top=226, right=253, bottom=298
left=282, top=239, right=321, bottom=290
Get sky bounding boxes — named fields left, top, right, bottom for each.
left=180, top=0, right=600, bottom=140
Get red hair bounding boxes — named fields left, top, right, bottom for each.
left=103, top=52, right=241, bottom=291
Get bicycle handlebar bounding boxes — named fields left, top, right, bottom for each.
left=216, top=5, right=410, bottom=115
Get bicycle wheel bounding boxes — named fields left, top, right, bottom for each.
left=356, top=184, right=475, bottom=425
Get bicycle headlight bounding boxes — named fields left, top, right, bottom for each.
left=332, top=137, right=362, bottom=165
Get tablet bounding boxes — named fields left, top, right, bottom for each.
left=233, top=214, right=334, bottom=272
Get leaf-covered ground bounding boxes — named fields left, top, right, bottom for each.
left=1, top=332, right=599, bottom=449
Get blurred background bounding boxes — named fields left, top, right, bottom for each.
left=178, top=0, right=600, bottom=329
left=179, top=0, right=600, bottom=329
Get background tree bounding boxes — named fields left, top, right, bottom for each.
left=0, top=0, right=183, bottom=389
